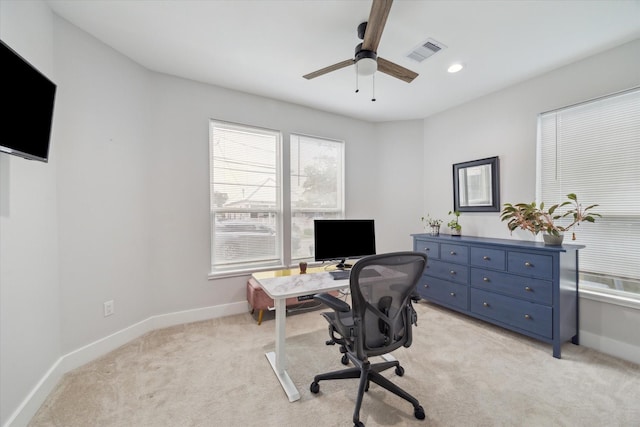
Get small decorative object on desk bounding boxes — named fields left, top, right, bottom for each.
left=448, top=210, right=462, bottom=236
left=421, top=214, right=443, bottom=236
left=500, top=193, right=600, bottom=245
left=299, top=261, right=307, bottom=274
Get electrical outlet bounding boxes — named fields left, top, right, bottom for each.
left=103, top=300, right=114, bottom=317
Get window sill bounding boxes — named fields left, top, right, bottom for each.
left=208, top=264, right=287, bottom=280
left=579, top=288, right=640, bottom=310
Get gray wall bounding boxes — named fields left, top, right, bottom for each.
left=1, top=1, right=638, bottom=425
left=0, top=1, right=61, bottom=424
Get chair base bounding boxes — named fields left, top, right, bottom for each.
left=310, top=356, right=425, bottom=427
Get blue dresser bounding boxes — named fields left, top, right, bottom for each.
left=411, top=234, right=584, bottom=358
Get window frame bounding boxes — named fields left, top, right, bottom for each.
left=208, top=122, right=345, bottom=277
left=536, top=87, right=640, bottom=300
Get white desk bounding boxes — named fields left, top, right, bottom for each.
left=251, top=269, right=349, bottom=402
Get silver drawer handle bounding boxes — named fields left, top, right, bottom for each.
left=449, top=270, right=456, bottom=275
left=524, top=314, right=531, bottom=320
left=450, top=251, right=456, bottom=255
left=524, top=286, right=532, bottom=292
left=524, top=262, right=533, bottom=267
left=483, top=277, right=490, bottom=282
left=450, top=292, right=456, bottom=297
left=483, top=302, right=489, bottom=307
left=483, top=256, right=490, bottom=260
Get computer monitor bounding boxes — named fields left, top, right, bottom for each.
left=313, top=219, right=376, bottom=269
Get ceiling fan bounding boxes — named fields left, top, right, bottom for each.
left=303, top=0, right=418, bottom=84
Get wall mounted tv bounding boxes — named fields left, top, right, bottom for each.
left=0, top=39, right=57, bottom=162
left=314, top=219, right=376, bottom=269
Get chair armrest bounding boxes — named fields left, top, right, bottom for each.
left=314, top=293, right=350, bottom=312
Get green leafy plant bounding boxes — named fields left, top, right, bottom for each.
left=447, top=210, right=461, bottom=231
left=500, top=193, right=600, bottom=238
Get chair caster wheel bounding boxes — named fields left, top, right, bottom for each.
left=310, top=382, right=320, bottom=394
left=414, top=405, right=425, bottom=420
left=354, top=421, right=364, bottom=427
left=341, top=354, right=349, bottom=365
left=395, top=365, right=405, bottom=376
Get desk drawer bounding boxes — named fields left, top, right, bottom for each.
left=470, top=268, right=552, bottom=305
left=419, top=276, right=468, bottom=311
left=441, top=243, right=468, bottom=264
left=470, top=247, right=506, bottom=271
left=508, top=251, right=553, bottom=280
left=471, top=289, right=552, bottom=338
left=425, top=259, right=469, bottom=285
left=414, top=239, right=439, bottom=260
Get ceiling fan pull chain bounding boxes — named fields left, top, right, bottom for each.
left=371, top=73, right=376, bottom=102
left=355, top=62, right=360, bottom=93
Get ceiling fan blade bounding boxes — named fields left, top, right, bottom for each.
left=362, top=0, right=393, bottom=52
left=303, top=59, right=355, bottom=80
left=377, top=57, right=418, bottom=83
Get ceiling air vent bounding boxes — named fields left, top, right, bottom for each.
left=406, top=38, right=447, bottom=63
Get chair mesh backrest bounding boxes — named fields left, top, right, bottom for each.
left=349, top=252, right=427, bottom=358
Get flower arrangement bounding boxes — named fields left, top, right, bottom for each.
left=421, top=214, right=443, bottom=235
left=500, top=193, right=600, bottom=241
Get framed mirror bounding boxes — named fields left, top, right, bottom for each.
left=453, top=156, right=500, bottom=212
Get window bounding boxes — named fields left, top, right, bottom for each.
left=290, top=134, right=345, bottom=260
left=538, top=88, right=640, bottom=298
left=210, top=121, right=281, bottom=271
left=209, top=122, right=345, bottom=273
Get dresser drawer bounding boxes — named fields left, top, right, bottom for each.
left=470, top=288, right=552, bottom=338
left=414, top=239, right=440, bottom=260
left=425, top=259, right=469, bottom=285
left=508, top=251, right=553, bottom=280
left=419, top=276, right=468, bottom=311
left=470, top=268, right=552, bottom=305
left=470, top=247, right=506, bottom=271
left=441, top=243, right=468, bottom=264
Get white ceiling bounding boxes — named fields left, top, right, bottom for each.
left=47, top=0, right=640, bottom=123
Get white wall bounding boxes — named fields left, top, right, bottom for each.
left=147, top=73, right=378, bottom=315
left=53, top=15, right=155, bottom=354
left=421, top=38, right=640, bottom=362
left=0, top=2, right=61, bottom=426
left=373, top=120, right=425, bottom=252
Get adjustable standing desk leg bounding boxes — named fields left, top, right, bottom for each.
left=265, top=297, right=300, bottom=402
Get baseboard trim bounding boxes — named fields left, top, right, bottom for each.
left=4, top=301, right=248, bottom=427
left=580, top=330, right=640, bottom=365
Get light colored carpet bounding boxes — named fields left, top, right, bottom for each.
left=29, top=302, right=640, bottom=426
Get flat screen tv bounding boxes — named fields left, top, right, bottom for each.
left=0, top=39, right=56, bottom=162
left=314, top=219, right=376, bottom=269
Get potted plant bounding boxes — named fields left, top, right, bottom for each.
left=447, top=210, right=462, bottom=236
left=421, top=214, right=443, bottom=236
left=500, top=193, right=600, bottom=245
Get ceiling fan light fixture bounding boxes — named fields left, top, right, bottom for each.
left=357, top=57, right=378, bottom=76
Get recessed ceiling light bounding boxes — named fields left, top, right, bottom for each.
left=448, top=63, right=463, bottom=73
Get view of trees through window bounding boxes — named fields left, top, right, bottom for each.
left=290, top=134, right=344, bottom=260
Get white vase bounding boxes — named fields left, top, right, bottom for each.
left=543, top=233, right=564, bottom=246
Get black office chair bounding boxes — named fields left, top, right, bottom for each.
left=310, top=251, right=428, bottom=427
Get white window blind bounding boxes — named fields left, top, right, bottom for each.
left=290, top=134, right=345, bottom=260
left=538, top=88, right=640, bottom=296
left=210, top=121, right=281, bottom=270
